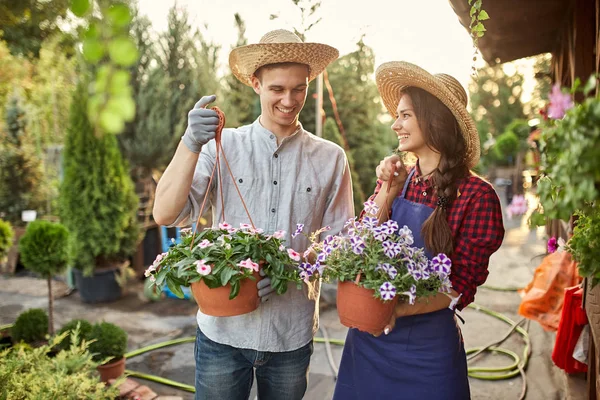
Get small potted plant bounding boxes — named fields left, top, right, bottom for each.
left=19, top=220, right=70, bottom=334
left=89, top=322, right=128, bottom=382
left=11, top=308, right=49, bottom=346
left=145, top=223, right=302, bottom=316
left=299, top=201, right=453, bottom=334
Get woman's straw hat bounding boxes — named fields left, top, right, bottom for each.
left=229, top=29, right=339, bottom=87
left=376, top=61, right=480, bottom=169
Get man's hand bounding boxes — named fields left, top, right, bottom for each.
left=257, top=269, right=275, bottom=302
left=182, top=95, right=220, bottom=153
left=375, top=154, right=407, bottom=186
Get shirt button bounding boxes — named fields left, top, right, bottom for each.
left=273, top=181, right=278, bottom=185
left=238, top=178, right=243, bottom=183
left=274, top=154, right=279, bottom=158
left=271, top=208, right=276, bottom=213
left=270, top=135, right=274, bottom=140
left=306, top=187, right=311, bottom=192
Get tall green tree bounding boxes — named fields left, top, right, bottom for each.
left=222, top=13, right=259, bottom=127
left=0, top=90, right=45, bottom=225
left=59, top=82, right=139, bottom=274
left=0, top=0, right=70, bottom=57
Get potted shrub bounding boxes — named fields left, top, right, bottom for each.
left=57, top=319, right=94, bottom=350
left=0, top=218, right=14, bottom=265
left=0, top=327, right=120, bottom=399
left=11, top=308, right=49, bottom=345
left=19, top=220, right=70, bottom=334
left=59, top=82, right=140, bottom=303
left=145, top=223, right=302, bottom=316
left=299, top=201, right=453, bottom=334
left=89, top=322, right=128, bottom=382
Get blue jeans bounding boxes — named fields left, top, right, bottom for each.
left=194, top=327, right=313, bottom=400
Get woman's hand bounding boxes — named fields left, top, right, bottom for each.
left=375, top=155, right=407, bottom=187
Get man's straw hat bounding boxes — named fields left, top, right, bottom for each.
left=229, top=29, right=339, bottom=87
left=376, top=61, right=480, bottom=169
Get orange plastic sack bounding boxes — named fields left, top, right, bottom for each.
left=518, top=251, right=582, bottom=331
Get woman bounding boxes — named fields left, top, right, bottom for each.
left=333, top=61, right=505, bottom=399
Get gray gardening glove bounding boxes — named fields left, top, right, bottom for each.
left=258, top=269, right=275, bottom=302
left=182, top=95, right=219, bottom=153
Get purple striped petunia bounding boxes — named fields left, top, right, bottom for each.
left=431, top=253, right=452, bottom=276
left=379, top=282, right=397, bottom=301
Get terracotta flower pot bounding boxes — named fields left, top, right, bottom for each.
left=191, top=271, right=261, bottom=317
left=97, top=357, right=126, bottom=383
left=337, top=280, right=398, bottom=334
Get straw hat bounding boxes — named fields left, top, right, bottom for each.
left=229, top=29, right=339, bottom=87
left=376, top=61, right=480, bottom=169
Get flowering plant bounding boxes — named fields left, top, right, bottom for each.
left=297, top=201, right=453, bottom=304
left=145, top=223, right=301, bottom=299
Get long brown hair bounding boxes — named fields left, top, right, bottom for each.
left=400, top=87, right=469, bottom=255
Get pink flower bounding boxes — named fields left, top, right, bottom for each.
left=196, top=239, right=212, bottom=249
left=144, top=264, right=156, bottom=277
left=238, top=258, right=259, bottom=272
left=547, top=83, right=574, bottom=119
left=249, top=227, right=264, bottom=234
left=287, top=249, right=301, bottom=262
left=547, top=237, right=558, bottom=253
left=219, top=222, right=236, bottom=233
left=194, top=260, right=212, bottom=275
left=273, top=230, right=286, bottom=239
left=279, top=244, right=285, bottom=251
left=239, top=223, right=252, bottom=230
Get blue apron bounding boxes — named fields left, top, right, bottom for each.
left=333, top=169, right=470, bottom=400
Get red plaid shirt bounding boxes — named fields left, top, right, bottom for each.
left=364, top=166, right=505, bottom=310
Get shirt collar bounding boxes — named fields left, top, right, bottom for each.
left=252, top=117, right=304, bottom=143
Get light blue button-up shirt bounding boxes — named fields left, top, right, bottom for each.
left=172, top=118, right=354, bottom=352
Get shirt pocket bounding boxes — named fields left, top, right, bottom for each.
left=293, top=180, right=324, bottom=226
left=221, top=174, right=259, bottom=222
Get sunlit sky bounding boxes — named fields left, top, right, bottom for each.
left=137, top=0, right=475, bottom=86
left=136, top=0, right=536, bottom=104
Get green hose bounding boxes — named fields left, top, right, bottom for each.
left=124, top=302, right=531, bottom=395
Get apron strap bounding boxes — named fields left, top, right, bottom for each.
left=400, top=168, right=416, bottom=198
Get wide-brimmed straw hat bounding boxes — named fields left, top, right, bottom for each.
left=376, top=61, right=480, bottom=169
left=229, top=29, right=339, bottom=87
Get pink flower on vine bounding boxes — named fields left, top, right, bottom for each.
left=273, top=230, right=286, bottom=239
left=547, top=84, right=574, bottom=119
left=238, top=258, right=259, bottom=272
left=287, top=249, right=301, bottom=262
left=194, top=260, right=212, bottom=275
left=197, top=239, right=212, bottom=249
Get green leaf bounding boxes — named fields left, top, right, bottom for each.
left=106, top=3, right=132, bottom=28
left=99, top=109, right=125, bottom=134
left=583, top=74, right=597, bottom=96
left=478, top=10, right=490, bottom=20
left=470, top=7, right=476, bottom=17
left=229, top=280, right=240, bottom=299
left=474, top=22, right=486, bottom=32
left=82, top=38, right=104, bottom=63
left=71, top=0, right=90, bottom=17
left=108, top=37, right=138, bottom=67
left=219, top=267, right=238, bottom=285
left=166, top=277, right=185, bottom=298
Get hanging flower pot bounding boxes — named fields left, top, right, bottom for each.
left=145, top=107, right=302, bottom=317
left=337, top=280, right=398, bottom=334
left=191, top=271, right=262, bottom=317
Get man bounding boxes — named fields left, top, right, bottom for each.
left=153, top=29, right=354, bottom=400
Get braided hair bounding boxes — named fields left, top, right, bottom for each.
left=400, top=87, right=469, bottom=255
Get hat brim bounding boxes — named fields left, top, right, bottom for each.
left=229, top=42, right=339, bottom=87
left=375, top=61, right=480, bottom=169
